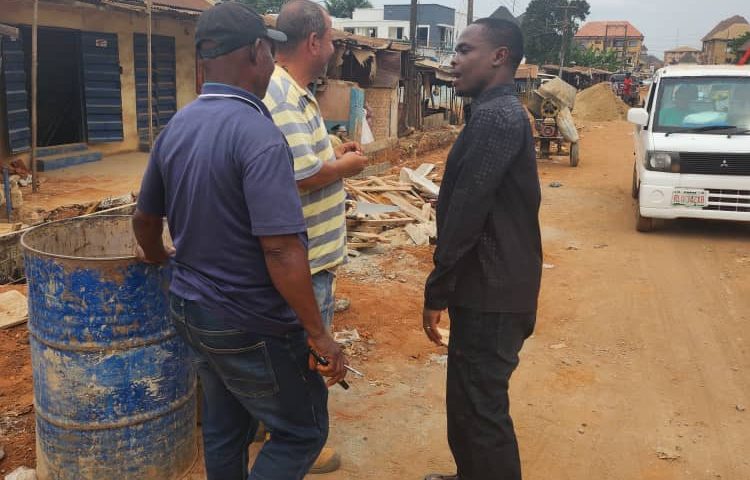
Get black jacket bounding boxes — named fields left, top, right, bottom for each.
left=424, top=84, right=542, bottom=313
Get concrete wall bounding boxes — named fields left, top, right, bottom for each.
left=365, top=86, right=398, bottom=141
left=0, top=1, right=197, bottom=162
left=383, top=4, right=455, bottom=47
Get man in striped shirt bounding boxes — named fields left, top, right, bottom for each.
left=263, top=0, right=368, bottom=473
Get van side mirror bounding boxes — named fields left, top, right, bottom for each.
left=628, top=108, right=649, bottom=127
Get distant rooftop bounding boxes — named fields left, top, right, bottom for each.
left=574, top=21, right=644, bottom=39
left=665, top=46, right=702, bottom=53
left=702, top=15, right=748, bottom=42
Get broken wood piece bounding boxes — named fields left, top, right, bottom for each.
left=0, top=290, right=28, bottom=329
left=357, top=185, right=413, bottom=192
left=347, top=241, right=377, bottom=250
left=400, top=167, right=440, bottom=199
left=421, top=203, right=432, bottom=219
left=415, top=163, right=436, bottom=177
left=404, top=223, right=429, bottom=246
left=353, top=218, right=415, bottom=227
left=383, top=193, right=430, bottom=222
left=348, top=231, right=389, bottom=243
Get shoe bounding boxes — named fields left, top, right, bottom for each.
left=309, top=447, right=341, bottom=474
left=424, top=475, right=459, bottom=480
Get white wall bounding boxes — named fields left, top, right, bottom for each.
left=351, top=8, right=385, bottom=22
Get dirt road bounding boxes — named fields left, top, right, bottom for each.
left=2, top=120, right=750, bottom=479
left=321, top=120, right=750, bottom=480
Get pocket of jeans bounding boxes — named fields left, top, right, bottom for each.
left=169, top=295, right=186, bottom=324
left=199, top=334, right=279, bottom=399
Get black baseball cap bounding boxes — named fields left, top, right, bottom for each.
left=195, top=2, right=287, bottom=59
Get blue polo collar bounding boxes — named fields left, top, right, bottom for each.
left=200, top=83, right=272, bottom=118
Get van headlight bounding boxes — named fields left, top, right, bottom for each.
left=647, top=152, right=680, bottom=172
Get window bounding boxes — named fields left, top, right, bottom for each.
left=388, top=27, right=405, bottom=40
left=654, top=77, right=750, bottom=131
left=438, top=26, right=453, bottom=49
left=416, top=26, right=429, bottom=46
left=629, top=40, right=639, bottom=47
left=344, top=27, right=355, bottom=34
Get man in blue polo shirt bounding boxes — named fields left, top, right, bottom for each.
left=132, top=3, right=346, bottom=479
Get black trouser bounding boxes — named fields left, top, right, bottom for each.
left=446, top=307, right=536, bottom=480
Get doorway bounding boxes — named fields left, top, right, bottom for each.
left=22, top=27, right=85, bottom=147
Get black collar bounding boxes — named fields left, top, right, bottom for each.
left=476, top=84, right=516, bottom=105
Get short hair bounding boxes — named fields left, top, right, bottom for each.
left=473, top=17, right=524, bottom=70
left=276, top=0, right=328, bottom=53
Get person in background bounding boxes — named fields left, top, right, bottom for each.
left=263, top=0, right=369, bottom=473
left=422, top=17, right=542, bottom=480
left=328, top=124, right=349, bottom=149
left=659, top=84, right=698, bottom=127
left=132, top=3, right=346, bottom=479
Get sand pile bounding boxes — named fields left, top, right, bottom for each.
left=573, top=83, right=629, bottom=122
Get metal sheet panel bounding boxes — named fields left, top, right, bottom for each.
left=134, top=34, right=176, bottom=147
left=81, top=32, right=124, bottom=143
left=1, top=35, right=31, bottom=154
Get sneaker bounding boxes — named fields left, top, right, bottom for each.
left=309, top=447, right=341, bottom=474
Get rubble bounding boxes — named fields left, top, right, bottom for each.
left=4, top=467, right=36, bottom=480
left=344, top=164, right=439, bottom=249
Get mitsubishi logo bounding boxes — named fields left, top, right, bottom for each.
left=720, top=159, right=729, bottom=168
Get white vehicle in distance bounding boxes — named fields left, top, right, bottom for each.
left=628, top=65, right=750, bottom=232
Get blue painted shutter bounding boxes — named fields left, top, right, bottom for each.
left=81, top=32, right=123, bottom=142
left=134, top=34, right=176, bottom=147
left=1, top=35, right=31, bottom=154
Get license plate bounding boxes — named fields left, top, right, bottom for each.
left=672, top=188, right=709, bottom=207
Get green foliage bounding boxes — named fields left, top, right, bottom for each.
left=324, top=0, right=373, bottom=19
left=521, top=0, right=590, bottom=66
left=569, top=46, right=619, bottom=71
left=728, top=32, right=750, bottom=62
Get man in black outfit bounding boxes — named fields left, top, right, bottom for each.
left=422, top=18, right=542, bottom=480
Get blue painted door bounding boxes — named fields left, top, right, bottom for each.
left=80, top=32, right=123, bottom=142
left=1, top=35, right=31, bottom=153
left=134, top=34, right=176, bottom=147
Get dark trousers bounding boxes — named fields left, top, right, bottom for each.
left=170, top=294, right=328, bottom=480
left=447, top=307, right=536, bottom=480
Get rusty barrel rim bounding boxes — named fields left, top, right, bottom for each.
left=21, top=215, right=137, bottom=261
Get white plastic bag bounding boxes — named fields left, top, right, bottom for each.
left=360, top=108, right=375, bottom=145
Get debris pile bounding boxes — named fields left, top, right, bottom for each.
left=572, top=83, right=629, bottom=122
left=344, top=163, right=439, bottom=249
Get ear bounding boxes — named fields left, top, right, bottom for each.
left=307, top=31, right=320, bottom=55
left=491, top=46, right=509, bottom=68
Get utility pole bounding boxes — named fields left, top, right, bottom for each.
left=146, top=0, right=155, bottom=149
left=405, top=0, right=419, bottom=130
left=512, top=0, right=517, bottom=14
left=31, top=0, right=39, bottom=192
left=467, top=0, right=473, bottom=25
left=557, top=2, right=575, bottom=78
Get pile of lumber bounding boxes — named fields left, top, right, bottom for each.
left=344, top=164, right=440, bottom=249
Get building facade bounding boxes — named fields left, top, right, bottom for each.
left=573, top=21, right=644, bottom=71
left=0, top=0, right=208, bottom=169
left=333, top=4, right=467, bottom=61
left=701, top=16, right=750, bottom=65
left=664, top=46, right=702, bottom=65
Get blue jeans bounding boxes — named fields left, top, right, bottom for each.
left=170, top=294, right=328, bottom=480
left=312, top=270, right=335, bottom=329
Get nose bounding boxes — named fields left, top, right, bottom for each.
left=450, top=55, right=457, bottom=68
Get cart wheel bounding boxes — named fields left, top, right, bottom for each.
left=540, top=139, right=551, bottom=159
left=569, top=142, right=580, bottom=167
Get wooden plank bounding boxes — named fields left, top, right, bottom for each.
left=0, top=290, right=28, bottom=329
left=349, top=231, right=389, bottom=243
left=355, top=218, right=415, bottom=227
left=358, top=185, right=413, bottom=192
left=383, top=193, right=429, bottom=222
left=347, top=241, right=377, bottom=250
left=404, top=223, right=429, bottom=246
left=415, top=163, right=436, bottom=177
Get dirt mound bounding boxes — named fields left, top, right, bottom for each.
left=573, top=83, right=629, bottom=122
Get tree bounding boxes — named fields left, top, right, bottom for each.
left=238, top=0, right=285, bottom=14
left=728, top=32, right=750, bottom=63
left=325, top=0, right=373, bottom=19
left=569, top=46, right=619, bottom=71
left=521, top=0, right=590, bottom=66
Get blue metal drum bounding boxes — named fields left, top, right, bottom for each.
left=21, top=216, right=196, bottom=480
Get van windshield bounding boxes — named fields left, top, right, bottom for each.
left=654, top=77, right=750, bottom=133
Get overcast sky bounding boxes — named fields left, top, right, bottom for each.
left=367, top=0, right=750, bottom=58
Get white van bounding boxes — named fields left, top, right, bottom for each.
left=628, top=65, right=750, bottom=231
